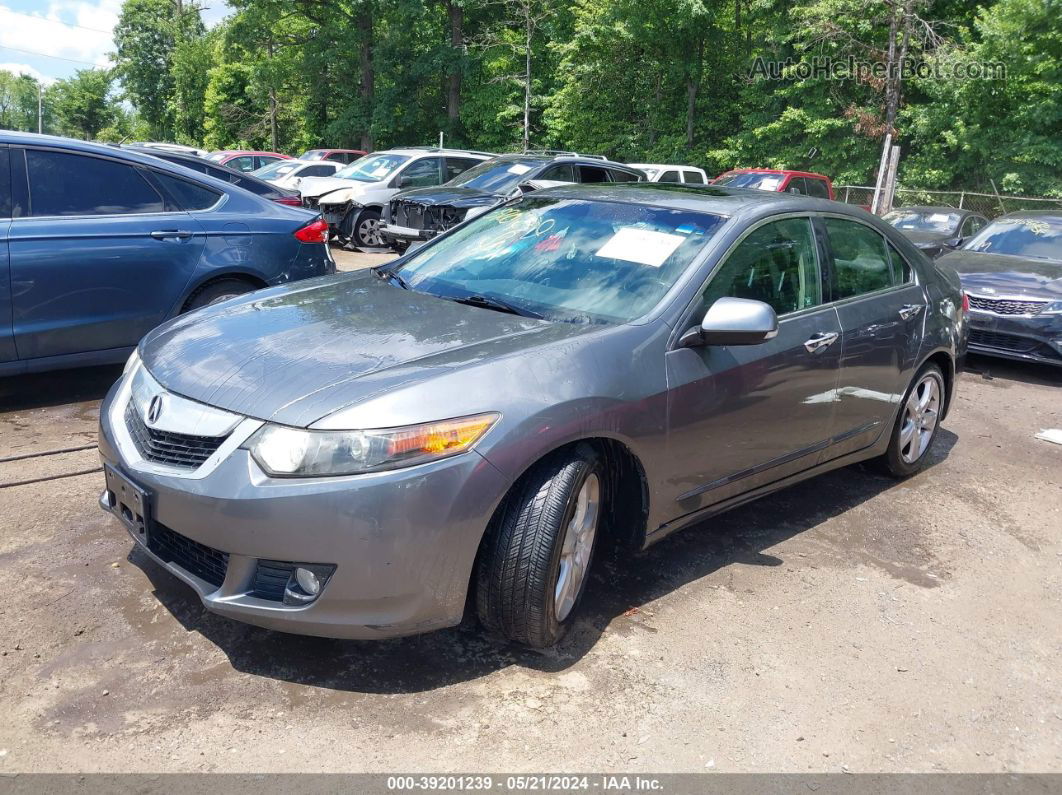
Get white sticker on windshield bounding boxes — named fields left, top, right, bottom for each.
left=595, top=227, right=685, bottom=267
left=507, top=163, right=533, bottom=175
left=372, top=166, right=391, bottom=177
left=929, top=213, right=950, bottom=222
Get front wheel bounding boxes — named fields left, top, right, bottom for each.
left=877, top=362, right=946, bottom=477
left=352, top=209, right=384, bottom=248
left=476, top=445, right=604, bottom=648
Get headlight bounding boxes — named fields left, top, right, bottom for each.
left=123, top=348, right=141, bottom=376
left=245, top=413, right=500, bottom=477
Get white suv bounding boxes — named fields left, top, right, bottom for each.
left=627, top=163, right=709, bottom=185
left=299, top=147, right=492, bottom=248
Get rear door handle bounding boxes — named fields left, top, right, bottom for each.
left=804, top=331, right=839, bottom=354
left=899, top=303, right=925, bottom=320
left=150, top=229, right=193, bottom=240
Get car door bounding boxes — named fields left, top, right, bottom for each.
left=8, top=147, right=206, bottom=361
left=663, top=215, right=842, bottom=517
left=0, top=146, right=15, bottom=365
left=817, top=215, right=927, bottom=460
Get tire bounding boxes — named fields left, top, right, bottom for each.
left=351, top=208, right=384, bottom=248
left=183, top=279, right=256, bottom=312
left=476, top=445, right=604, bottom=648
left=876, top=362, right=946, bottom=478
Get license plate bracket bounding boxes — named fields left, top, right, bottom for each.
left=104, top=464, right=152, bottom=545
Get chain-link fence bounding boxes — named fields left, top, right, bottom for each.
left=835, top=186, right=1062, bottom=219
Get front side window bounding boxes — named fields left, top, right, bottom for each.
left=608, top=168, right=640, bottom=183
left=961, top=215, right=986, bottom=238
left=336, top=153, right=411, bottom=182
left=804, top=178, right=830, bottom=199
left=394, top=197, right=726, bottom=324
left=785, top=177, right=808, bottom=195
left=963, top=217, right=1062, bottom=262
left=302, top=164, right=337, bottom=177
left=537, top=164, right=576, bottom=183
left=445, top=157, right=483, bottom=181
left=658, top=170, right=681, bottom=183
left=27, top=150, right=164, bottom=217
left=578, top=165, right=610, bottom=183
left=699, top=217, right=822, bottom=317
left=825, top=217, right=894, bottom=298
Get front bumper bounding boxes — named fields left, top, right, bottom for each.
left=97, top=370, right=509, bottom=639
left=379, top=222, right=436, bottom=243
left=967, top=308, right=1062, bottom=366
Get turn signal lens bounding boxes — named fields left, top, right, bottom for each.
left=961, top=291, right=970, bottom=316
left=294, top=218, right=329, bottom=243
left=245, top=413, right=500, bottom=477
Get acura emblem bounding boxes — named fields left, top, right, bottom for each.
left=147, top=395, right=164, bottom=425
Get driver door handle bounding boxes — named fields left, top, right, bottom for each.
left=899, top=303, right=925, bottom=320
left=150, top=229, right=193, bottom=240
left=804, top=331, right=839, bottom=354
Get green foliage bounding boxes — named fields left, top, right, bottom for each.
left=47, top=69, right=117, bottom=140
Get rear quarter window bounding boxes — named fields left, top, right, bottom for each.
left=151, top=172, right=221, bottom=211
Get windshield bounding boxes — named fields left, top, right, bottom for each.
left=336, top=153, right=410, bottom=182
left=883, top=210, right=961, bottom=234
left=253, top=160, right=301, bottom=179
left=450, top=159, right=543, bottom=193
left=963, top=217, right=1062, bottom=261
left=300, top=150, right=326, bottom=160
left=393, top=197, right=725, bottom=324
left=714, top=172, right=785, bottom=191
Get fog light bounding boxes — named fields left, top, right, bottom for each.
left=295, top=567, right=320, bottom=595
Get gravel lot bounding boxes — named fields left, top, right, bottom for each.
left=1, top=248, right=1060, bottom=773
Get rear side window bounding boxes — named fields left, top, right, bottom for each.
left=579, top=165, right=610, bottom=183
left=684, top=170, right=706, bottom=184
left=824, top=217, right=894, bottom=298
left=804, top=178, right=830, bottom=199
left=0, top=149, right=9, bottom=218
left=152, top=172, right=221, bottom=211
left=27, top=150, right=164, bottom=217
left=658, top=170, right=681, bottom=183
left=445, top=157, right=482, bottom=181
left=609, top=169, right=639, bottom=182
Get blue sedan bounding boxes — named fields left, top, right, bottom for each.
left=0, top=132, right=335, bottom=376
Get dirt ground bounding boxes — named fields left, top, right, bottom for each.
left=0, top=248, right=1060, bottom=773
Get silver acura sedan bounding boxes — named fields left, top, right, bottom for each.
left=98, top=185, right=967, bottom=648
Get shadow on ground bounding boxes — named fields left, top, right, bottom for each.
left=964, top=353, right=1062, bottom=388
left=0, top=365, right=124, bottom=412
left=133, top=429, right=957, bottom=695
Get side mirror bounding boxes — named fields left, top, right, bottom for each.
left=679, top=297, right=780, bottom=348
left=944, top=236, right=962, bottom=248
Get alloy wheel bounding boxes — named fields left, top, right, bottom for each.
left=358, top=216, right=383, bottom=247
left=554, top=473, right=600, bottom=622
left=899, top=373, right=941, bottom=464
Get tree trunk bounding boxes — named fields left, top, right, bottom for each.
left=446, top=0, right=463, bottom=132
left=358, top=6, right=375, bottom=152
left=685, top=40, right=703, bottom=148
left=882, top=0, right=914, bottom=139
left=523, top=7, right=532, bottom=151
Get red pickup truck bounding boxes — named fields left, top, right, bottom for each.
left=713, top=168, right=835, bottom=200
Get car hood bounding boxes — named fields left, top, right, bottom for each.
left=393, top=186, right=506, bottom=208
left=140, top=271, right=594, bottom=427
left=939, top=250, right=1062, bottom=300
left=299, top=176, right=369, bottom=200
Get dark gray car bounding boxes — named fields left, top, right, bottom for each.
left=98, top=185, right=967, bottom=648
left=940, top=210, right=1062, bottom=366
left=883, top=206, right=989, bottom=259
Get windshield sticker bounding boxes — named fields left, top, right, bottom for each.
left=372, top=166, right=391, bottom=177
left=595, top=227, right=685, bottom=267
left=929, top=213, right=951, bottom=222
left=507, top=163, right=533, bottom=175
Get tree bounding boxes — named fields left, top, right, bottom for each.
left=0, top=71, right=46, bottom=132
left=48, top=69, right=117, bottom=140
left=114, top=0, right=206, bottom=139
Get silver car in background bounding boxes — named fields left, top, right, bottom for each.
left=98, top=185, right=967, bottom=648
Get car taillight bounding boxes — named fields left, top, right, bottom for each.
left=961, top=291, right=970, bottom=316
left=274, top=196, right=302, bottom=207
left=294, top=218, right=329, bottom=244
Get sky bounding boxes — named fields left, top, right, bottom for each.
left=0, top=0, right=230, bottom=85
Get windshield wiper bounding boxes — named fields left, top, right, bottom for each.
left=372, top=265, right=410, bottom=289
left=451, top=294, right=543, bottom=319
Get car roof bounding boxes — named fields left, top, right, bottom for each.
left=1, top=131, right=214, bottom=170
left=307, top=148, right=365, bottom=153
left=628, top=163, right=704, bottom=170
left=996, top=209, right=1062, bottom=222
left=890, top=205, right=968, bottom=214
left=528, top=182, right=860, bottom=217
left=213, top=150, right=287, bottom=157
left=381, top=147, right=492, bottom=157
left=722, top=168, right=830, bottom=180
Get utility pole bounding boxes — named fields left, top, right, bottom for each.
left=37, top=81, right=42, bottom=134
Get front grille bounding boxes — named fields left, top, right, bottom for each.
left=252, top=560, right=296, bottom=601
left=390, top=200, right=466, bottom=233
left=125, top=402, right=227, bottom=469
left=968, top=295, right=1048, bottom=316
left=969, top=329, right=1038, bottom=353
left=149, top=522, right=229, bottom=588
